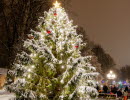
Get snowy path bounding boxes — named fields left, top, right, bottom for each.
left=0, top=94, right=15, bottom=100
left=0, top=89, right=122, bottom=100
left=0, top=89, right=15, bottom=100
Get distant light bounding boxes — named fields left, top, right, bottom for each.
left=118, top=81, right=122, bottom=84
left=123, top=81, right=126, bottom=84
left=107, top=70, right=116, bottom=79
left=102, top=80, right=105, bottom=83
left=113, top=81, right=116, bottom=84
left=113, top=81, right=116, bottom=83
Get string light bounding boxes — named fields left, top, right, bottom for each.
left=28, top=69, right=31, bottom=72
left=59, top=60, right=62, bottom=64
left=41, top=34, right=44, bottom=38
left=61, top=66, right=64, bottom=69
left=50, top=46, right=53, bottom=49
left=60, top=80, right=64, bottom=84
left=28, top=74, right=31, bottom=78
left=30, top=53, right=36, bottom=57
left=31, top=65, right=35, bottom=68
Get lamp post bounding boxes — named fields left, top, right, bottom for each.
left=107, top=70, right=116, bottom=85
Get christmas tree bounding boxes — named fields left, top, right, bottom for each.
left=6, top=1, right=98, bottom=100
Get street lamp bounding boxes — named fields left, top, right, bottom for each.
left=107, top=71, right=116, bottom=79
left=107, top=70, right=116, bottom=85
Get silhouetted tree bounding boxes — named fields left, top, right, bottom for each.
left=0, top=0, right=70, bottom=68
left=92, top=45, right=116, bottom=75
left=0, top=0, right=51, bottom=68
left=77, top=27, right=102, bottom=74
left=120, top=65, right=130, bottom=81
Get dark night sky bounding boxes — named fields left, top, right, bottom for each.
left=70, top=0, right=130, bottom=68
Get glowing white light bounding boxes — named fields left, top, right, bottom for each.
left=30, top=54, right=33, bottom=57
left=113, top=81, right=116, bottom=83
left=28, top=74, right=31, bottom=78
left=53, top=1, right=61, bottom=8
left=60, top=80, right=64, bottom=84
left=31, top=65, right=35, bottom=68
left=34, top=54, right=36, bottom=57
left=59, top=60, right=62, bottom=64
left=60, top=29, right=63, bottom=33
left=107, top=70, right=116, bottom=79
left=62, top=41, right=65, bottom=44
left=41, top=34, right=44, bottom=38
left=59, top=95, right=64, bottom=99
left=110, top=71, right=112, bottom=73
left=61, top=53, right=63, bottom=56
left=61, top=66, right=64, bottom=69
left=30, top=53, right=36, bottom=57
left=28, top=69, right=31, bottom=72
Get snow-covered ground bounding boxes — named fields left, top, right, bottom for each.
left=0, top=89, right=15, bottom=100
left=0, top=89, right=123, bottom=100
left=0, top=94, right=15, bottom=100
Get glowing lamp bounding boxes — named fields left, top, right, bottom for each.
left=107, top=70, right=116, bottom=79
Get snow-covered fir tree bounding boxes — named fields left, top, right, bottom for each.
left=6, top=1, right=98, bottom=100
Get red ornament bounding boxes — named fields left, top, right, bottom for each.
left=47, top=30, right=51, bottom=34
left=54, top=13, right=57, bottom=16
left=75, top=45, right=79, bottom=48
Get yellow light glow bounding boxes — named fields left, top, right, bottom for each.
left=53, top=1, right=60, bottom=8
